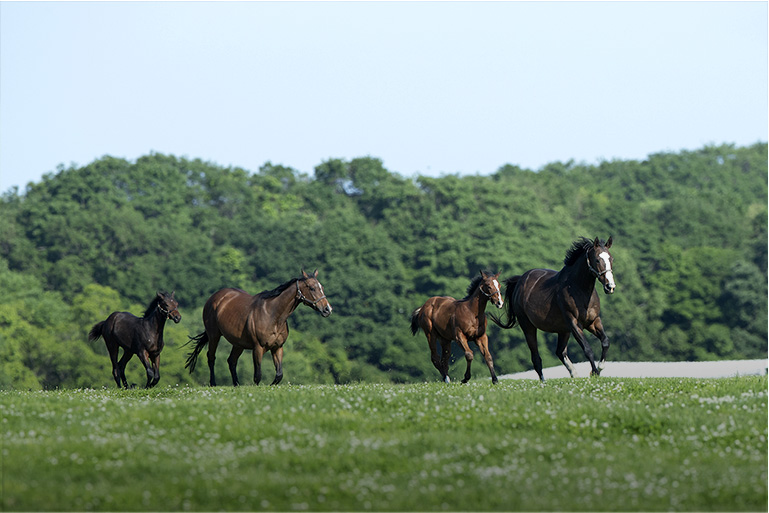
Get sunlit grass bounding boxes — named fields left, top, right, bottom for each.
left=1, top=377, right=766, bottom=511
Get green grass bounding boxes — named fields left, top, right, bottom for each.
left=1, top=377, right=766, bottom=511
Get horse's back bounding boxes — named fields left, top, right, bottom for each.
left=98, top=311, right=143, bottom=348
left=515, top=269, right=558, bottom=297
left=423, top=295, right=457, bottom=318
left=104, top=310, right=141, bottom=330
left=416, top=296, right=459, bottom=337
left=205, top=288, right=253, bottom=316
left=513, top=268, right=567, bottom=331
left=204, top=288, right=265, bottom=347
left=207, top=287, right=250, bottom=303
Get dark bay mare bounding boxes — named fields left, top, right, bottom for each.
left=411, top=271, right=504, bottom=384
left=185, top=269, right=332, bottom=386
left=490, top=237, right=615, bottom=382
left=88, top=291, right=181, bottom=388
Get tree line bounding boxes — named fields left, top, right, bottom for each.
left=1, top=142, right=766, bottom=389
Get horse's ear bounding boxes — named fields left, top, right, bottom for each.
left=171, top=290, right=176, bottom=298
left=301, top=269, right=309, bottom=279
left=593, top=237, right=600, bottom=247
left=313, top=269, right=318, bottom=278
left=605, top=236, right=613, bottom=249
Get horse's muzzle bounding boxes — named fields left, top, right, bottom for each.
left=319, top=305, right=332, bottom=317
left=170, top=313, right=182, bottom=323
left=603, top=283, right=615, bottom=295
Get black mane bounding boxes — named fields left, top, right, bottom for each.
left=564, top=237, right=609, bottom=267
left=462, top=275, right=484, bottom=300
left=461, top=272, right=495, bottom=300
left=143, top=292, right=170, bottom=318
left=255, top=278, right=301, bottom=300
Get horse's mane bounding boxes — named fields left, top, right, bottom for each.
left=143, top=292, right=170, bottom=318
left=564, top=237, right=605, bottom=267
left=462, top=275, right=484, bottom=300
left=255, top=278, right=301, bottom=300
left=462, top=273, right=494, bottom=300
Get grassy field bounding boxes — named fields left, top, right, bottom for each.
left=1, top=377, right=766, bottom=512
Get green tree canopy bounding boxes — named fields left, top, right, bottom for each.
left=1, top=143, right=766, bottom=388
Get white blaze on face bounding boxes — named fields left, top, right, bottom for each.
left=492, top=279, right=503, bottom=307
left=599, top=252, right=615, bottom=289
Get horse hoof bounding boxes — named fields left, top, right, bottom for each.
left=443, top=376, right=451, bottom=384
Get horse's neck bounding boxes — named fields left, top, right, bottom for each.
left=146, top=306, right=166, bottom=333
left=466, top=291, right=488, bottom=315
left=561, top=257, right=596, bottom=297
left=263, top=283, right=300, bottom=322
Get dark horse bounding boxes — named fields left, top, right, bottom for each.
left=411, top=271, right=504, bottom=384
left=490, top=237, right=615, bottom=382
left=185, top=269, right=332, bottom=386
left=89, top=291, right=181, bottom=388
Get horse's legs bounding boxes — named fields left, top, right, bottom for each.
left=520, top=321, right=544, bottom=382
left=568, top=319, right=600, bottom=376
left=270, top=346, right=284, bottom=386
left=149, top=354, right=161, bottom=388
left=555, top=331, right=578, bottom=377
left=117, top=350, right=133, bottom=388
left=252, top=345, right=264, bottom=385
left=426, top=331, right=442, bottom=373
left=206, top=334, right=221, bottom=387
left=136, top=349, right=155, bottom=389
left=586, top=317, right=610, bottom=371
left=475, top=335, right=498, bottom=384
left=455, top=335, right=474, bottom=384
left=439, top=338, right=451, bottom=383
left=227, top=346, right=244, bottom=386
left=106, top=340, right=121, bottom=388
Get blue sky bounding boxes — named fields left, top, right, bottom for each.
left=1, top=1, right=767, bottom=193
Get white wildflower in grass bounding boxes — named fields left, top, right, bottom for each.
left=0, top=376, right=765, bottom=511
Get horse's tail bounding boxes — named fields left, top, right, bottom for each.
left=88, top=321, right=105, bottom=342
left=488, top=276, right=520, bottom=329
left=409, top=307, right=422, bottom=336
left=184, top=332, right=209, bottom=372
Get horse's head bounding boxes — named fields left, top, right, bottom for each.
left=586, top=237, right=616, bottom=294
left=479, top=270, right=504, bottom=309
left=157, top=291, right=182, bottom=323
left=297, top=269, right=332, bottom=317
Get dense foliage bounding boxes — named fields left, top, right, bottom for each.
left=0, top=143, right=766, bottom=388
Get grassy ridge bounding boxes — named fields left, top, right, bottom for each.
left=1, top=377, right=766, bottom=511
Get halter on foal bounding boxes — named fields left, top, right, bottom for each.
left=411, top=271, right=504, bottom=384
left=88, top=291, right=181, bottom=388
left=185, top=269, right=332, bottom=386
left=490, top=237, right=616, bottom=382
